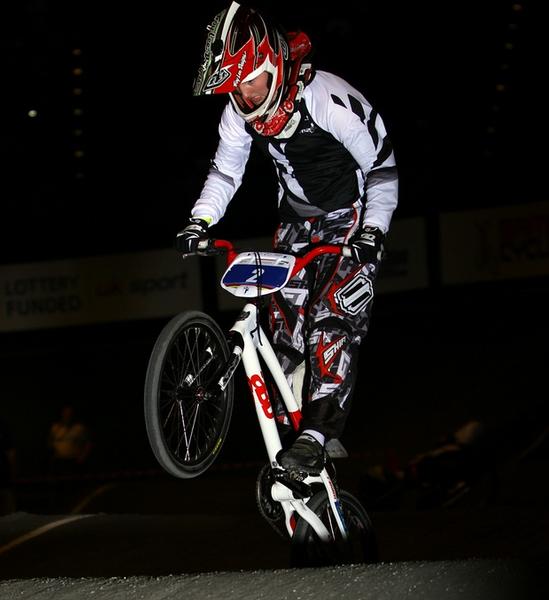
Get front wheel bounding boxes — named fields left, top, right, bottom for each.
left=144, top=311, right=234, bottom=478
left=290, top=489, right=378, bottom=568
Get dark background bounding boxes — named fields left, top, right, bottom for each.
left=2, top=0, right=541, bottom=263
left=0, top=0, right=546, bottom=500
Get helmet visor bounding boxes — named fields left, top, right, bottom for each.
left=192, top=7, right=230, bottom=96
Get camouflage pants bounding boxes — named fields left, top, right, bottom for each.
left=269, top=204, right=379, bottom=440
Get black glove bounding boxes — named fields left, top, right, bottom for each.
left=350, top=226, right=385, bottom=264
left=175, top=218, right=209, bottom=254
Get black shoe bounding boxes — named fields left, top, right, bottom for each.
left=277, top=434, right=325, bottom=475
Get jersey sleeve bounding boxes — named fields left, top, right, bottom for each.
left=191, top=103, right=253, bottom=226
left=307, top=72, right=398, bottom=233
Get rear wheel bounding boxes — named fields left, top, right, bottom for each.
left=291, top=489, right=378, bottom=567
left=144, top=311, right=234, bottom=478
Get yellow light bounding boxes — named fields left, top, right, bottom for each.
left=28, top=109, right=38, bottom=118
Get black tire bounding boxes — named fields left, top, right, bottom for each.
left=144, top=311, right=234, bottom=478
left=290, top=489, right=378, bottom=568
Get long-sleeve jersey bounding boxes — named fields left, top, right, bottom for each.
left=191, top=70, right=398, bottom=233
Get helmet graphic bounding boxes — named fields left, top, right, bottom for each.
left=193, top=1, right=289, bottom=124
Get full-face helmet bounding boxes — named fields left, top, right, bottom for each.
left=193, top=1, right=289, bottom=124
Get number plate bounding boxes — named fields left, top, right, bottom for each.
left=221, top=252, right=296, bottom=297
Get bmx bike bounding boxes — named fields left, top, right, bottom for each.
left=144, top=238, right=378, bottom=567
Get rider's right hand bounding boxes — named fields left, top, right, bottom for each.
left=175, top=218, right=209, bottom=254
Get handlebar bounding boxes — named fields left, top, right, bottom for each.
left=291, top=244, right=351, bottom=276
left=194, top=238, right=352, bottom=276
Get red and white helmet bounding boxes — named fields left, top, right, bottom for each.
left=193, top=1, right=289, bottom=123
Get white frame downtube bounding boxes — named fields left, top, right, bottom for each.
left=229, top=304, right=285, bottom=464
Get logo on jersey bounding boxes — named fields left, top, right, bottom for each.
left=298, top=115, right=316, bottom=135
left=316, top=334, right=346, bottom=383
left=332, top=272, right=373, bottom=316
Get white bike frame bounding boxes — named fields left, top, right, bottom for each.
left=228, top=302, right=349, bottom=541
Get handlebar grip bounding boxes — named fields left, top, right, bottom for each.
left=199, top=239, right=235, bottom=260
left=179, top=239, right=218, bottom=259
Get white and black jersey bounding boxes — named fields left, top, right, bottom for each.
left=192, top=70, right=398, bottom=233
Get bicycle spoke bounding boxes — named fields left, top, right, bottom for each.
left=184, top=327, right=201, bottom=385
left=177, top=399, right=195, bottom=460
left=165, top=399, right=215, bottom=462
left=162, top=399, right=177, bottom=425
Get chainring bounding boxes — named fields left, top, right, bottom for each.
left=255, top=464, right=287, bottom=539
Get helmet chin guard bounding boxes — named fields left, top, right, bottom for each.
left=250, top=30, right=313, bottom=138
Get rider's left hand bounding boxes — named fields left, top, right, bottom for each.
left=349, top=226, right=385, bottom=264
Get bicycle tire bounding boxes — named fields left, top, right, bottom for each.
left=290, top=489, right=378, bottom=568
left=144, top=311, right=234, bottom=478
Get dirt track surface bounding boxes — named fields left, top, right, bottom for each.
left=0, top=559, right=543, bottom=600
left=1, top=465, right=548, bottom=600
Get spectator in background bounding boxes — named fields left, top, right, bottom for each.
left=48, top=404, right=92, bottom=477
left=0, top=415, right=17, bottom=515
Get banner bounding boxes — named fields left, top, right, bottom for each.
left=0, top=249, right=201, bottom=332
left=375, top=217, right=429, bottom=294
left=440, top=201, right=549, bottom=284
